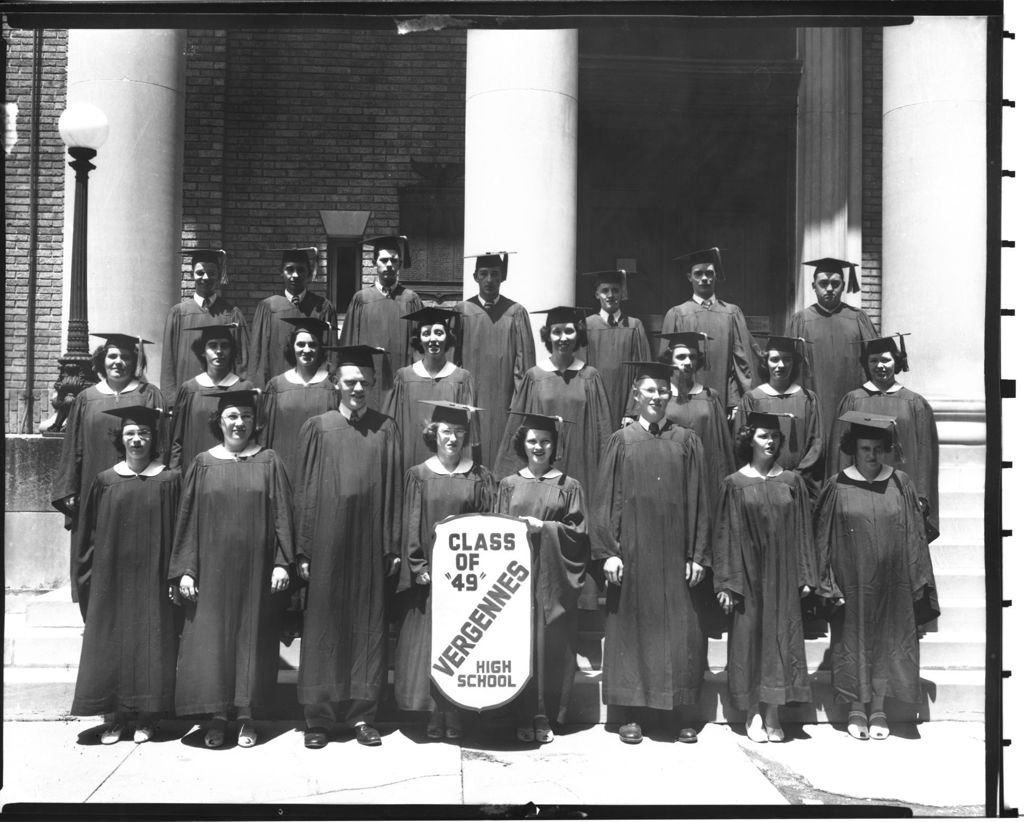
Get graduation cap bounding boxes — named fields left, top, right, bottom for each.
left=754, top=334, right=812, bottom=360
left=365, top=235, right=411, bottom=266
left=466, top=251, right=514, bottom=278
left=581, top=269, right=628, bottom=287
left=529, top=306, right=588, bottom=326
left=185, top=323, right=240, bottom=343
left=838, top=409, right=904, bottom=461
left=181, top=248, right=228, bottom=284
left=803, top=257, right=860, bottom=294
left=202, top=388, right=261, bottom=412
left=858, top=332, right=911, bottom=371
left=672, top=247, right=724, bottom=280
left=656, top=331, right=712, bottom=350
left=281, top=316, right=332, bottom=342
left=507, top=410, right=573, bottom=433
left=744, top=410, right=800, bottom=455
left=276, top=246, right=320, bottom=280
left=417, top=399, right=484, bottom=426
left=400, top=306, right=461, bottom=327
left=322, top=344, right=385, bottom=369
left=90, top=332, right=153, bottom=349
left=623, top=360, right=676, bottom=382
left=102, top=405, right=164, bottom=428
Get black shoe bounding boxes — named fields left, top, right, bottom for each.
left=355, top=724, right=382, bottom=747
left=618, top=722, right=643, bottom=744
left=677, top=726, right=698, bottom=744
left=304, top=727, right=329, bottom=749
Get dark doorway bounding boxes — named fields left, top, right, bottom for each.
left=577, top=25, right=800, bottom=338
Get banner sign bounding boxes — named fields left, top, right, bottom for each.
left=430, top=512, right=533, bottom=711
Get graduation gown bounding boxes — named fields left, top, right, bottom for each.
left=382, top=360, right=478, bottom=476
left=493, top=361, right=613, bottom=609
left=294, top=409, right=403, bottom=706
left=168, top=375, right=255, bottom=472
left=51, top=380, right=164, bottom=602
left=785, top=303, right=877, bottom=438
left=71, top=463, right=181, bottom=716
left=169, top=447, right=294, bottom=716
left=393, top=458, right=496, bottom=712
left=736, top=384, right=826, bottom=498
left=339, top=284, right=423, bottom=408
left=815, top=468, right=940, bottom=704
left=160, top=296, right=251, bottom=406
left=592, top=422, right=710, bottom=709
left=455, top=296, right=536, bottom=468
left=712, top=468, right=815, bottom=710
left=582, top=314, right=651, bottom=421
left=828, top=384, right=940, bottom=540
left=249, top=292, right=337, bottom=389
left=662, top=384, right=736, bottom=498
left=261, top=369, right=339, bottom=483
left=495, top=470, right=589, bottom=722
left=659, top=299, right=755, bottom=409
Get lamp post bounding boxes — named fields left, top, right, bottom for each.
left=44, top=103, right=109, bottom=434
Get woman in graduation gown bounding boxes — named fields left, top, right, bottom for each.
left=169, top=389, right=294, bottom=749
left=650, top=331, right=735, bottom=496
left=71, top=406, right=180, bottom=745
left=168, top=324, right=255, bottom=472
left=493, top=306, right=613, bottom=611
left=828, top=334, right=940, bottom=541
left=261, top=317, right=338, bottom=483
left=713, top=411, right=816, bottom=743
left=394, top=402, right=497, bottom=740
left=52, top=332, right=163, bottom=603
left=494, top=412, right=588, bottom=742
left=383, top=307, right=478, bottom=474
left=815, top=411, right=939, bottom=741
left=735, top=335, right=825, bottom=499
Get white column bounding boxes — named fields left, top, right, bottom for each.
left=882, top=17, right=986, bottom=406
left=463, top=29, right=578, bottom=350
left=794, top=27, right=863, bottom=313
left=62, top=30, right=186, bottom=385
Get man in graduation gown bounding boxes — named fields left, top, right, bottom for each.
left=293, top=345, right=403, bottom=748
left=455, top=251, right=535, bottom=466
left=161, top=249, right=250, bottom=406
left=592, top=361, right=711, bottom=745
left=339, top=235, right=423, bottom=409
left=658, top=247, right=755, bottom=417
left=582, top=269, right=651, bottom=423
left=249, top=247, right=337, bottom=389
left=785, top=258, right=878, bottom=443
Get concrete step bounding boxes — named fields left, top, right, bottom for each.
left=920, top=598, right=986, bottom=634
left=560, top=668, right=986, bottom=724
left=6, top=657, right=985, bottom=724
left=935, top=516, right=984, bottom=544
left=938, top=490, right=984, bottom=516
left=934, top=569, right=985, bottom=599
left=928, top=543, right=984, bottom=571
left=24, top=586, right=81, bottom=628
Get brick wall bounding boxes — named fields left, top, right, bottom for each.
left=860, top=27, right=883, bottom=330
left=181, top=27, right=467, bottom=321
left=4, top=25, right=67, bottom=433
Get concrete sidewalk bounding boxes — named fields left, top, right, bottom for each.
left=0, top=718, right=987, bottom=813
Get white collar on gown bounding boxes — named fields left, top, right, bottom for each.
left=517, top=467, right=563, bottom=479
left=537, top=357, right=585, bottom=373
left=842, top=464, right=894, bottom=482
left=208, top=443, right=263, bottom=461
left=863, top=380, right=902, bottom=394
left=739, top=463, right=784, bottom=479
left=284, top=366, right=330, bottom=385
left=195, top=372, right=240, bottom=388
left=95, top=379, right=141, bottom=396
left=425, top=455, right=474, bottom=476
left=112, top=460, right=166, bottom=477
left=412, top=359, right=457, bottom=379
